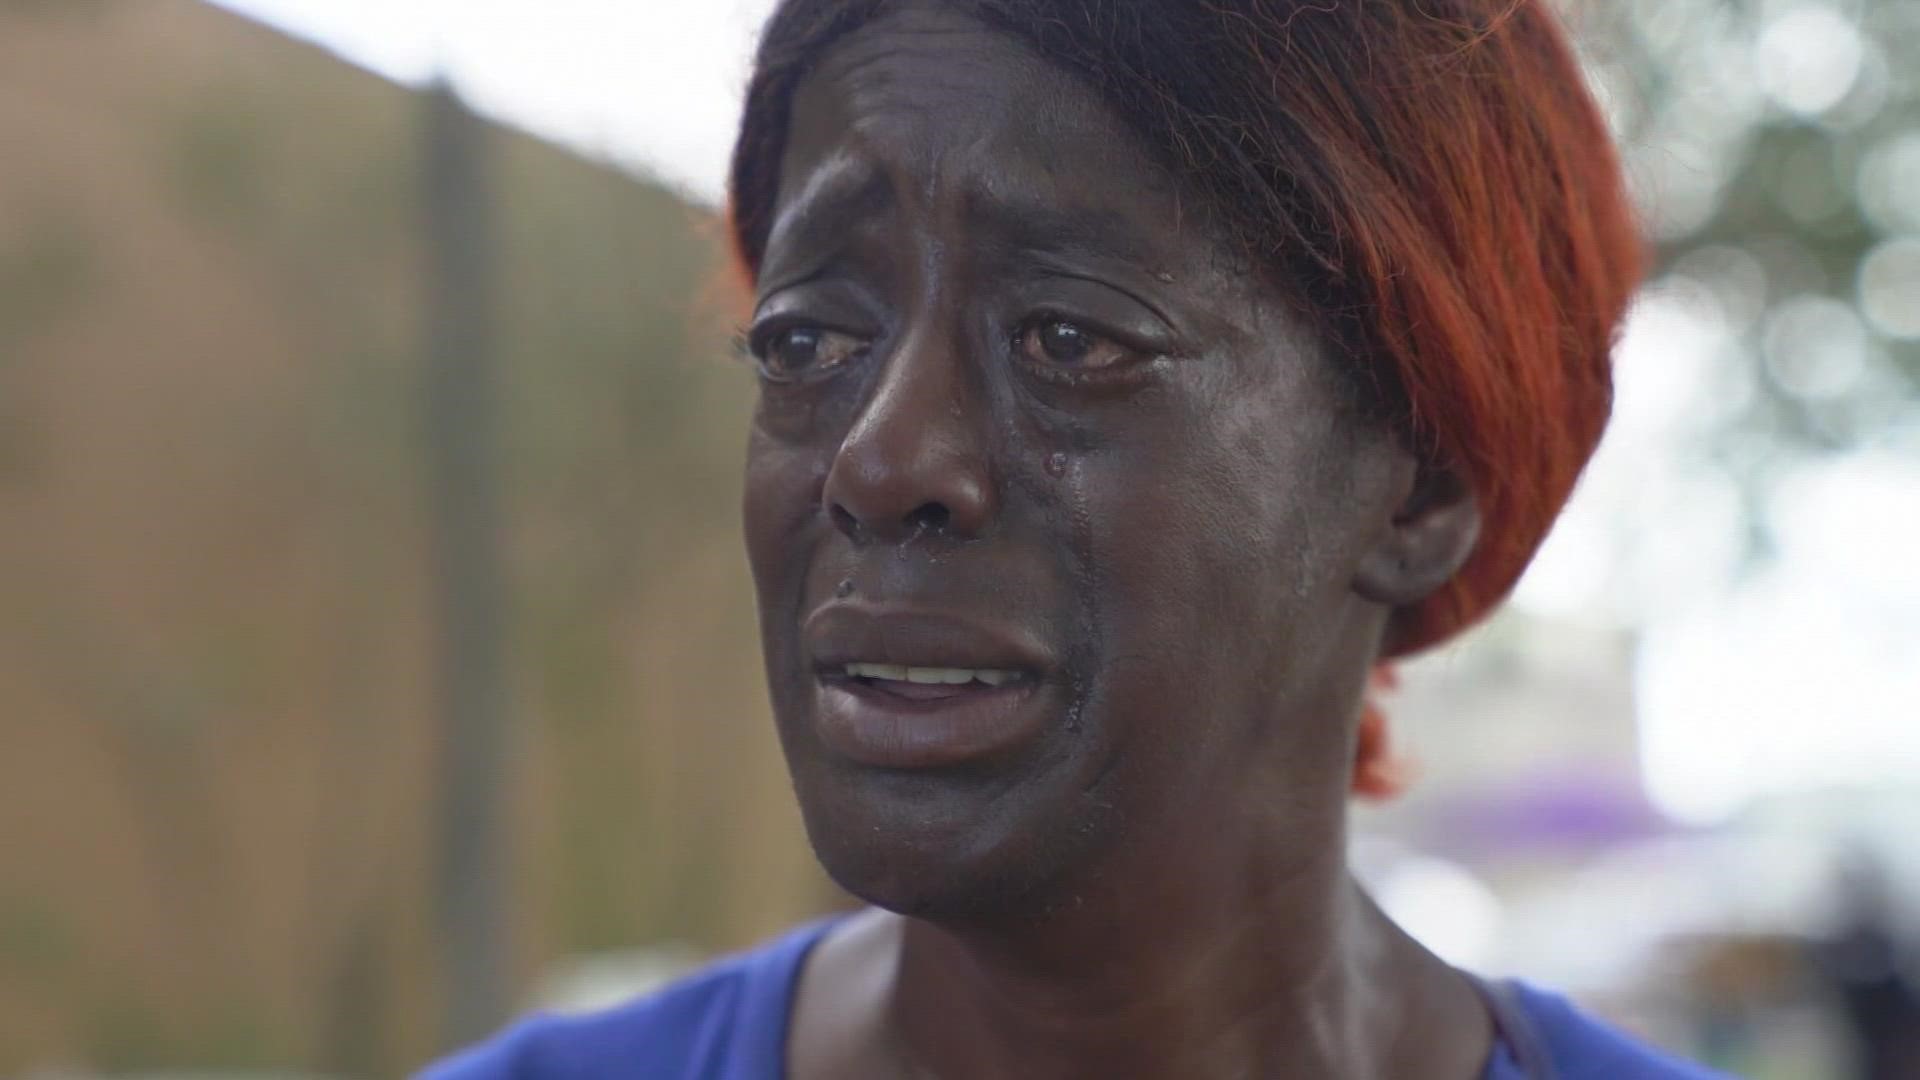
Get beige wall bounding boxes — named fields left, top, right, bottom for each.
left=0, top=3, right=833, bottom=1073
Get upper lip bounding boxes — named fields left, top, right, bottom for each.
left=804, top=604, right=1056, bottom=675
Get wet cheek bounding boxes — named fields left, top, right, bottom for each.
left=1052, top=447, right=1248, bottom=795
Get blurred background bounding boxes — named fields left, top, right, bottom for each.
left=0, top=0, right=1914, bottom=1076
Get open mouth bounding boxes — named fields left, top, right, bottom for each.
left=835, top=661, right=1026, bottom=701
left=812, top=661, right=1047, bottom=767
left=803, top=606, right=1057, bottom=767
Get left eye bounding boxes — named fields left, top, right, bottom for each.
left=1017, top=318, right=1134, bottom=370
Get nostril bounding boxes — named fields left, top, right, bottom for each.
left=828, top=500, right=957, bottom=542
left=829, top=503, right=862, bottom=539
left=906, top=502, right=950, bottom=532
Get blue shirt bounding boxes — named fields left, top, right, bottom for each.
left=422, top=919, right=1727, bottom=1079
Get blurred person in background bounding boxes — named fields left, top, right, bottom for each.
left=427, top=1, right=1725, bottom=1077
left=1815, top=849, right=1920, bottom=1080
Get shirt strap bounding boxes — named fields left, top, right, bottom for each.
left=1461, top=973, right=1557, bottom=1080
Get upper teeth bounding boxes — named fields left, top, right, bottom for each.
left=844, top=662, right=1018, bottom=687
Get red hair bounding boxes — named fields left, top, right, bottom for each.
left=727, top=0, right=1646, bottom=658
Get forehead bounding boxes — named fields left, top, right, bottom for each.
left=769, top=2, right=1194, bottom=272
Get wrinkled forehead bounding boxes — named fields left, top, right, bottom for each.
left=766, top=2, right=1194, bottom=276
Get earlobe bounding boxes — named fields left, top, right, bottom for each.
left=1352, top=463, right=1481, bottom=609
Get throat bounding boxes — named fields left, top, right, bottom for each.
left=851, top=879, right=1493, bottom=1080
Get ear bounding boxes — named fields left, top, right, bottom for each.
left=1353, top=459, right=1481, bottom=608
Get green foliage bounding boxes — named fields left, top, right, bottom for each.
left=1592, top=0, right=1920, bottom=468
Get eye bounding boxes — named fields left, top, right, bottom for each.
left=751, top=325, right=866, bottom=381
left=1016, top=318, right=1136, bottom=371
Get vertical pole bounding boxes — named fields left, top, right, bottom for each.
left=422, top=79, right=511, bottom=1049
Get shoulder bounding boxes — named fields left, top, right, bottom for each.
left=1507, top=981, right=1731, bottom=1080
left=417, top=919, right=841, bottom=1080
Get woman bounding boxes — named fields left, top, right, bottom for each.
left=430, top=1, right=1723, bottom=1076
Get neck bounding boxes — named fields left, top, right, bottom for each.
left=885, top=799, right=1490, bottom=1079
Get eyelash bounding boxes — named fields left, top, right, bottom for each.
left=736, top=313, right=1157, bottom=385
left=1012, top=313, right=1157, bottom=380
left=738, top=320, right=867, bottom=385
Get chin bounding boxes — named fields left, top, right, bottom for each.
left=788, top=757, right=1110, bottom=923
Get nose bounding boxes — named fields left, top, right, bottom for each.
left=823, top=326, right=996, bottom=543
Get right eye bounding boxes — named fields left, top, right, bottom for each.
left=1016, top=317, right=1136, bottom=371
left=751, top=325, right=866, bottom=381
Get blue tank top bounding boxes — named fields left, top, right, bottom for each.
left=421, top=919, right=1728, bottom=1078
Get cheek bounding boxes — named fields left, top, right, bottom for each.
left=1096, top=452, right=1305, bottom=676
left=742, top=424, right=827, bottom=608
left=1113, top=394, right=1327, bottom=614
left=1076, top=375, right=1361, bottom=742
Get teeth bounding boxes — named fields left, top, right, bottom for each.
left=844, top=662, right=1020, bottom=687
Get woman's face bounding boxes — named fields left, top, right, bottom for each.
left=743, top=3, right=1417, bottom=918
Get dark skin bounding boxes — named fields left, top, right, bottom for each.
left=741, top=6, right=1490, bottom=1078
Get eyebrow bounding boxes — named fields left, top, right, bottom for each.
left=760, top=151, right=893, bottom=289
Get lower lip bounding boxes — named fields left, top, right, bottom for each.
left=813, top=676, right=1051, bottom=769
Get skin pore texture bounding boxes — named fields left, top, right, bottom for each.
left=740, top=5, right=1490, bottom=1078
